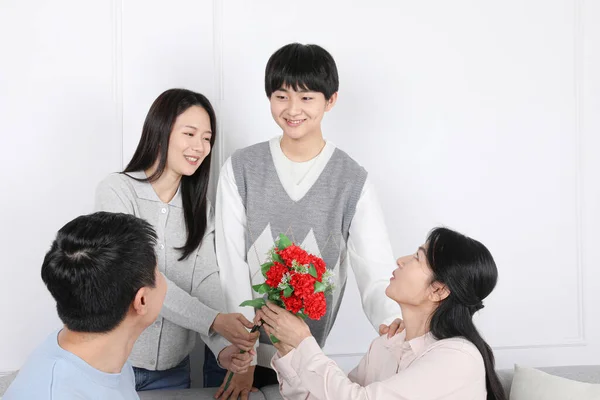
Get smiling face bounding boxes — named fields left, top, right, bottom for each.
left=269, top=85, right=337, bottom=141
left=165, top=105, right=212, bottom=177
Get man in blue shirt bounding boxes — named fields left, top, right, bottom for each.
left=4, top=212, right=167, bottom=399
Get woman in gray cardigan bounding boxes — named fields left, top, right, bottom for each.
left=95, top=89, right=257, bottom=391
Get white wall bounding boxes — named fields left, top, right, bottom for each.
left=1, top=0, right=599, bottom=377
left=0, top=0, right=122, bottom=372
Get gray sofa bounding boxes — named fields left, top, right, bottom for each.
left=2, top=365, right=599, bottom=399
left=497, top=365, right=600, bottom=395
left=137, top=384, right=282, bottom=400
left=135, top=365, right=600, bottom=399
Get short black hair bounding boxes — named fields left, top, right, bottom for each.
left=41, top=212, right=158, bottom=333
left=265, top=43, right=339, bottom=100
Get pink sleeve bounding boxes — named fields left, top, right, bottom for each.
left=272, top=349, right=312, bottom=400
left=285, top=337, right=484, bottom=400
left=346, top=341, right=373, bottom=386
left=271, top=337, right=373, bottom=399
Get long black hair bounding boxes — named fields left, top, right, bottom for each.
left=426, top=227, right=506, bottom=400
left=123, top=88, right=216, bottom=260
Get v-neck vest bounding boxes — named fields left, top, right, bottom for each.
left=231, top=141, right=367, bottom=346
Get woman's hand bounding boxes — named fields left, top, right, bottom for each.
left=255, top=302, right=312, bottom=348
left=263, top=324, right=295, bottom=356
left=211, top=313, right=259, bottom=352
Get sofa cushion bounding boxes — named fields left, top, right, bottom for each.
left=509, top=365, right=600, bottom=400
left=498, top=364, right=600, bottom=395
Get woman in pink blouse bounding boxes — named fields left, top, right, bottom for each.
left=256, top=227, right=506, bottom=400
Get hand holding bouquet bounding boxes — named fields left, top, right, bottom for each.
left=222, top=234, right=335, bottom=390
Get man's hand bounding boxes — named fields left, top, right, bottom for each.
left=217, top=345, right=254, bottom=374
left=212, top=313, right=259, bottom=351
left=214, top=366, right=257, bottom=400
left=379, top=318, right=405, bottom=338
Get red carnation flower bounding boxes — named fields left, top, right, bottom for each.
left=290, top=272, right=316, bottom=299
left=304, top=292, right=327, bottom=320
left=281, top=293, right=303, bottom=314
left=278, top=245, right=311, bottom=267
left=309, top=255, right=326, bottom=279
left=265, top=262, right=288, bottom=288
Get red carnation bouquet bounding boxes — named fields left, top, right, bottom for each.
left=223, top=234, right=334, bottom=390
left=240, top=233, right=334, bottom=329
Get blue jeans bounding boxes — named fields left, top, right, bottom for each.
left=203, top=345, right=228, bottom=388
left=134, top=356, right=191, bottom=391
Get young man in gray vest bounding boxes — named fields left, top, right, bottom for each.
left=215, top=43, right=403, bottom=399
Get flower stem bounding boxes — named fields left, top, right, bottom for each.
left=222, top=323, right=262, bottom=391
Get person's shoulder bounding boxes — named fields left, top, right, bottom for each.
left=330, top=146, right=368, bottom=175
left=434, top=336, right=480, bottom=352
left=232, top=140, right=270, bottom=159
left=96, top=172, right=144, bottom=199
left=3, top=343, right=60, bottom=399
left=51, top=360, right=136, bottom=399
left=97, top=172, right=134, bottom=191
left=49, top=358, right=109, bottom=398
left=369, top=333, right=405, bottom=354
left=3, top=368, right=54, bottom=399
left=429, top=337, right=484, bottom=367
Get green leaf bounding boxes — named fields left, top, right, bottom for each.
left=308, top=263, right=318, bottom=278
left=283, top=286, right=293, bottom=298
left=239, top=298, right=266, bottom=309
left=252, top=283, right=270, bottom=294
left=278, top=234, right=292, bottom=250
left=261, top=262, right=274, bottom=276
left=272, top=253, right=284, bottom=264
left=297, top=310, right=308, bottom=320
left=314, top=281, right=326, bottom=293
left=268, top=291, right=281, bottom=302
left=269, top=334, right=280, bottom=344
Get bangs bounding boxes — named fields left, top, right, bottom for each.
left=265, top=43, right=338, bottom=99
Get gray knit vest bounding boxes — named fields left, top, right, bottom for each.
left=231, top=141, right=367, bottom=347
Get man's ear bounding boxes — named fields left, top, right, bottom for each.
left=132, top=287, right=149, bottom=316
left=325, top=92, right=338, bottom=111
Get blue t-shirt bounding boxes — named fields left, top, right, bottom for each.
left=4, top=330, right=138, bottom=400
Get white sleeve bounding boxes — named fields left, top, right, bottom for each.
left=215, top=158, right=260, bottom=360
left=348, top=178, right=401, bottom=329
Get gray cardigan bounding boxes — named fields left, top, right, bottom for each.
left=95, top=172, right=229, bottom=370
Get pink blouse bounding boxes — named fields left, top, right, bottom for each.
left=271, top=331, right=486, bottom=399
